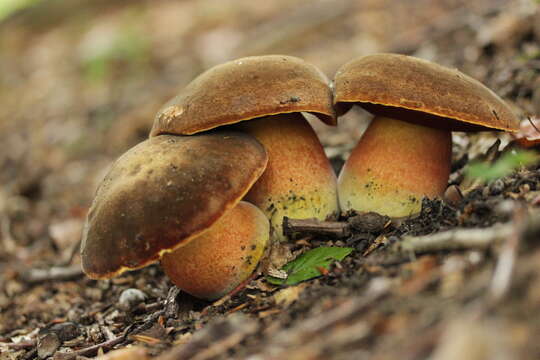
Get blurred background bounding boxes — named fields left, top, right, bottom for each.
left=0, top=0, right=539, bottom=334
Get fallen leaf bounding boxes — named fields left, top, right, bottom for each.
left=274, top=285, right=306, bottom=307
left=513, top=117, right=540, bottom=148
left=266, top=247, right=353, bottom=285
left=258, top=308, right=281, bottom=318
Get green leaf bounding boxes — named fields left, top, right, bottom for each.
left=266, top=247, right=354, bottom=286
left=465, top=149, right=539, bottom=183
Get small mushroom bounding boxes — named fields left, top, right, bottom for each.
left=334, top=53, right=519, bottom=217
left=81, top=132, right=269, bottom=300
left=151, top=55, right=339, bottom=241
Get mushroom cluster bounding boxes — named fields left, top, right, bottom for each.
left=151, top=55, right=339, bottom=242
left=81, top=133, right=270, bottom=300
left=81, top=53, right=519, bottom=300
left=81, top=55, right=339, bottom=300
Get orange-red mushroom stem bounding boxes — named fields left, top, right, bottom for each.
left=238, top=113, right=339, bottom=241
left=338, top=116, right=452, bottom=217
left=161, top=201, right=269, bottom=300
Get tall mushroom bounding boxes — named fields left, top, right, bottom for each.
left=151, top=55, right=339, bottom=241
left=334, top=53, right=519, bottom=217
left=81, top=132, right=269, bottom=300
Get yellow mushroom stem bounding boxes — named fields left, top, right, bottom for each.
left=338, top=116, right=452, bottom=218
left=238, top=113, right=339, bottom=242
left=161, top=201, right=269, bottom=300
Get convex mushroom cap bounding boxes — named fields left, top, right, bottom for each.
left=81, top=132, right=268, bottom=279
left=151, top=55, right=339, bottom=241
left=335, top=53, right=519, bottom=217
left=334, top=53, right=519, bottom=132
left=151, top=55, right=336, bottom=137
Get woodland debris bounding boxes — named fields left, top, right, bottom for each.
left=157, top=313, right=259, bottom=360
left=37, top=332, right=60, bottom=359
left=283, top=212, right=389, bottom=239
left=347, top=212, right=391, bottom=232
left=249, top=278, right=390, bottom=359
left=431, top=314, right=515, bottom=360
left=164, top=287, right=181, bottom=319
left=54, top=326, right=133, bottom=360
left=399, top=208, right=540, bottom=255
left=93, top=346, right=149, bottom=360
left=22, top=265, right=83, bottom=284
left=443, top=185, right=464, bottom=207
left=461, top=139, right=501, bottom=194
left=398, top=223, right=512, bottom=254
left=118, top=289, right=148, bottom=312
left=283, top=217, right=350, bottom=238
left=488, top=205, right=528, bottom=304
left=273, top=285, right=306, bottom=307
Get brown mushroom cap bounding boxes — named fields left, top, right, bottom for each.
left=334, top=53, right=519, bottom=132
left=150, top=55, right=336, bottom=137
left=81, top=132, right=268, bottom=279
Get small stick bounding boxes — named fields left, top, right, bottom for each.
left=488, top=204, right=527, bottom=303
left=399, top=223, right=512, bottom=254
left=22, top=265, right=83, bottom=284
left=60, top=237, right=82, bottom=266
left=2, top=340, right=36, bottom=350
left=54, top=336, right=125, bottom=359
left=527, top=116, right=540, bottom=134
left=55, top=325, right=136, bottom=359
left=283, top=217, right=350, bottom=238
left=164, top=287, right=181, bottom=319
left=201, top=271, right=259, bottom=317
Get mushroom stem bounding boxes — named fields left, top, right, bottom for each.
left=338, top=116, right=452, bottom=217
left=238, top=113, right=339, bottom=242
left=161, top=201, right=269, bottom=301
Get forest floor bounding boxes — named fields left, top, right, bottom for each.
left=1, top=0, right=540, bottom=359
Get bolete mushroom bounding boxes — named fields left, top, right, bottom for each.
left=334, top=53, right=519, bottom=217
left=81, top=132, right=269, bottom=300
left=151, top=55, right=339, bottom=241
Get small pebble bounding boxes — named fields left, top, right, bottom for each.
left=36, top=322, right=80, bottom=359
left=444, top=185, right=463, bottom=206
left=348, top=212, right=389, bottom=232
left=489, top=178, right=505, bottom=195
left=37, top=332, right=60, bottom=359
left=494, top=199, right=516, bottom=217
left=48, top=322, right=80, bottom=342
left=118, top=288, right=147, bottom=311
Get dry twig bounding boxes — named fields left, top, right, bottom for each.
left=283, top=217, right=350, bottom=238
left=399, top=223, right=512, bottom=254
left=488, top=204, right=528, bottom=303
left=22, top=265, right=83, bottom=284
